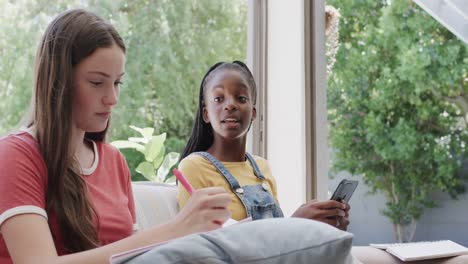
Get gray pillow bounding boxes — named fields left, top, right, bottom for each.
left=125, top=217, right=354, bottom=264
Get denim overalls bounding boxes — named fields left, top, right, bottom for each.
left=196, top=152, right=284, bottom=220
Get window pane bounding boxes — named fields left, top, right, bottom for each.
left=326, top=0, right=468, bottom=244
left=0, top=0, right=248, bottom=181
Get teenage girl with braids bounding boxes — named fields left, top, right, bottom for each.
left=0, top=9, right=231, bottom=263
left=177, top=61, right=351, bottom=229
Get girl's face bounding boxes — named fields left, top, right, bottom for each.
left=203, top=69, right=256, bottom=141
left=72, top=44, right=125, bottom=133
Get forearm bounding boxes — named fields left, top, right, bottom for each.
left=7, top=220, right=185, bottom=264
left=54, top=221, right=184, bottom=264
left=6, top=187, right=231, bottom=264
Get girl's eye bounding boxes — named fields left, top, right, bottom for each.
left=90, top=81, right=103, bottom=86
left=214, top=97, right=223, bottom=102
left=239, top=96, right=248, bottom=102
left=114, top=81, right=123, bottom=87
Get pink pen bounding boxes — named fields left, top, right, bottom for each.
left=173, top=168, right=194, bottom=195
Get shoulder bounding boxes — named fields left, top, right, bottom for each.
left=250, top=154, right=271, bottom=170
left=0, top=131, right=38, bottom=152
left=96, top=141, right=126, bottom=162
left=0, top=132, right=42, bottom=164
left=178, top=153, right=213, bottom=180
left=97, top=141, right=121, bottom=154
left=249, top=154, right=274, bottom=179
left=250, top=154, right=268, bottom=165
left=0, top=132, right=47, bottom=202
left=94, top=141, right=129, bottom=175
left=179, top=153, right=210, bottom=170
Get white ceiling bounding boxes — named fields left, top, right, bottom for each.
left=413, top=0, right=468, bottom=44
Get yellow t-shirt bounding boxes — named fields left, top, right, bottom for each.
left=177, top=153, right=280, bottom=220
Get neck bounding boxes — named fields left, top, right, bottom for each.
left=207, top=136, right=247, bottom=162
left=71, top=127, right=93, bottom=168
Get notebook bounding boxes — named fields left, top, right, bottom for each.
left=370, top=240, right=468, bottom=261
left=109, top=217, right=252, bottom=264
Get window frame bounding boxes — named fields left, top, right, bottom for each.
left=248, top=0, right=328, bottom=201
left=304, top=0, right=328, bottom=200
left=247, top=0, right=268, bottom=158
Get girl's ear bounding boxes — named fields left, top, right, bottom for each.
left=251, top=106, right=257, bottom=122
left=202, top=105, right=210, bottom=123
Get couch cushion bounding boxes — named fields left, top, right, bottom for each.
left=125, top=217, right=355, bottom=264
left=132, top=182, right=178, bottom=230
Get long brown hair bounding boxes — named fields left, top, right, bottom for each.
left=31, top=9, right=125, bottom=253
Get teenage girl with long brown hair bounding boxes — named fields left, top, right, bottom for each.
left=0, top=9, right=231, bottom=263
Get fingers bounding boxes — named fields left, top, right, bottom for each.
left=191, top=187, right=231, bottom=208
left=294, top=199, right=351, bottom=230
left=311, top=200, right=349, bottom=218
left=204, top=210, right=232, bottom=228
left=337, top=216, right=350, bottom=231
left=200, top=193, right=232, bottom=209
left=343, top=201, right=350, bottom=217
left=175, top=187, right=232, bottom=234
left=320, top=216, right=349, bottom=230
left=193, top=186, right=228, bottom=196
left=321, top=217, right=339, bottom=227
left=315, top=200, right=347, bottom=210
left=318, top=208, right=346, bottom=219
left=292, top=200, right=347, bottom=219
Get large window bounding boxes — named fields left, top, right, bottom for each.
left=325, top=0, right=467, bottom=244
left=0, top=0, right=248, bottom=181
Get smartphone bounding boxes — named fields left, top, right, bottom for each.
left=330, top=179, right=358, bottom=203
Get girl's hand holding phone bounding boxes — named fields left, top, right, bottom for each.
left=291, top=199, right=350, bottom=231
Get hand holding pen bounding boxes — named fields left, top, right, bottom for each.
left=172, top=168, right=232, bottom=233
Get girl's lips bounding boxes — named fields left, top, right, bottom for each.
left=222, top=120, right=241, bottom=129
left=222, top=118, right=239, bottom=122
left=96, top=112, right=111, bottom=119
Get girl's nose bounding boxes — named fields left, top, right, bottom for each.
left=224, top=100, right=237, bottom=111
left=102, top=86, right=118, bottom=106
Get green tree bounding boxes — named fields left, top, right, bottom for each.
left=85, top=0, right=247, bottom=178
left=327, top=0, right=467, bottom=242
left=112, top=0, right=247, bottom=153
left=0, top=0, right=247, bottom=180
left=0, top=0, right=108, bottom=135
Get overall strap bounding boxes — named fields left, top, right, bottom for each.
left=244, top=152, right=266, bottom=180
left=194, top=152, right=241, bottom=191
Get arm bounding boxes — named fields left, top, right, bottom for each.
left=2, top=186, right=231, bottom=264
left=259, top=156, right=351, bottom=230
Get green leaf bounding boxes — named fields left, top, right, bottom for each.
left=129, top=125, right=154, bottom=140
left=128, top=137, right=148, bottom=144
left=143, top=133, right=167, bottom=162
left=110, top=140, right=145, bottom=152
left=165, top=175, right=176, bottom=184
left=157, top=152, right=180, bottom=182
left=153, top=145, right=165, bottom=169
left=136, top=161, right=156, bottom=181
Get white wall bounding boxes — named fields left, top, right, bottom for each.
left=266, top=0, right=306, bottom=216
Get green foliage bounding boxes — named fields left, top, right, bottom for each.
left=108, top=0, right=247, bottom=155
left=0, top=0, right=246, bottom=178
left=112, top=126, right=179, bottom=183
left=327, top=0, right=467, bottom=241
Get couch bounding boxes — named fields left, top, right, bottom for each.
left=132, top=182, right=468, bottom=264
